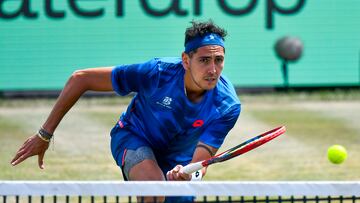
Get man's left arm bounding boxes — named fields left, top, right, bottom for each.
left=166, top=142, right=217, bottom=181
left=189, top=142, right=218, bottom=179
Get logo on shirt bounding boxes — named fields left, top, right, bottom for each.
left=156, top=96, right=173, bottom=109
left=192, top=119, right=204, bottom=128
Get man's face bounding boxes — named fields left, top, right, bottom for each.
left=182, top=45, right=225, bottom=91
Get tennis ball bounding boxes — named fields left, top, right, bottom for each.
left=327, top=145, right=347, bottom=164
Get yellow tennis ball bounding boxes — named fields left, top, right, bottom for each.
left=327, top=145, right=347, bottom=164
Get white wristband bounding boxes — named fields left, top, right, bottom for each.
left=191, top=170, right=203, bottom=181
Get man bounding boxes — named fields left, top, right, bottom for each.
left=11, top=20, right=241, bottom=202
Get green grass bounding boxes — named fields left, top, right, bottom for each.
left=250, top=108, right=359, bottom=144
left=240, top=88, right=360, bottom=103
left=1, top=90, right=359, bottom=180
left=213, top=105, right=360, bottom=180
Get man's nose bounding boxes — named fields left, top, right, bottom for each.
left=208, top=61, right=217, bottom=74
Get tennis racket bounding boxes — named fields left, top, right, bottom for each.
left=182, top=126, right=286, bottom=174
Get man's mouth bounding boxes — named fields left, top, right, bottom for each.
left=204, top=76, right=216, bottom=82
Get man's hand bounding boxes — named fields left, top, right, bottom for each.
left=11, top=134, right=50, bottom=169
left=166, top=165, right=191, bottom=181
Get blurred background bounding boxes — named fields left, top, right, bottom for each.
left=1, top=0, right=359, bottom=92
left=1, top=0, right=359, bottom=182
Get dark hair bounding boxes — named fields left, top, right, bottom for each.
left=184, top=20, right=227, bottom=46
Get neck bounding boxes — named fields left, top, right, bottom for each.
left=185, top=87, right=206, bottom=103
left=184, top=72, right=206, bottom=103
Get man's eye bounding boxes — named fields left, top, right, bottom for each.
left=216, top=58, right=223, bottom=63
left=200, top=58, right=209, bottom=63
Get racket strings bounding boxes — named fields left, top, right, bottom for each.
left=215, top=135, right=262, bottom=158
left=213, top=127, right=286, bottom=162
left=201, top=126, right=286, bottom=167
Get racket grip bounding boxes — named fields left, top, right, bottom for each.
left=182, top=161, right=203, bottom=174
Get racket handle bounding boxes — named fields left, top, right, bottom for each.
left=182, top=161, right=203, bottom=174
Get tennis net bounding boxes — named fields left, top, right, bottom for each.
left=1, top=181, right=360, bottom=203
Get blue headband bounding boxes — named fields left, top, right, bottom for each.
left=184, top=33, right=225, bottom=53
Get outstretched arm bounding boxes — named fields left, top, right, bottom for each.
left=11, top=67, right=114, bottom=168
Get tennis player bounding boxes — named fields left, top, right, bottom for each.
left=11, top=20, right=241, bottom=202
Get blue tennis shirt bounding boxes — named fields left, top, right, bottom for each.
left=111, top=57, right=241, bottom=168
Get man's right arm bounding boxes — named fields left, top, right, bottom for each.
left=11, top=67, right=114, bottom=168
left=43, top=67, right=114, bottom=134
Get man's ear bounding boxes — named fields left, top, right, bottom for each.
left=182, top=52, right=190, bottom=70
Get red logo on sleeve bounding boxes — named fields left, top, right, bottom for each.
left=192, top=120, right=204, bottom=127
left=118, top=120, right=124, bottom=128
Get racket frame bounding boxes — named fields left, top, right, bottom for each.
left=182, top=126, right=286, bottom=174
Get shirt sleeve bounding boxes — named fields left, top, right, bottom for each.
left=199, top=104, right=241, bottom=149
left=111, top=58, right=159, bottom=96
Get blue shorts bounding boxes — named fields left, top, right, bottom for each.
left=110, top=122, right=151, bottom=178
left=110, top=121, right=195, bottom=202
